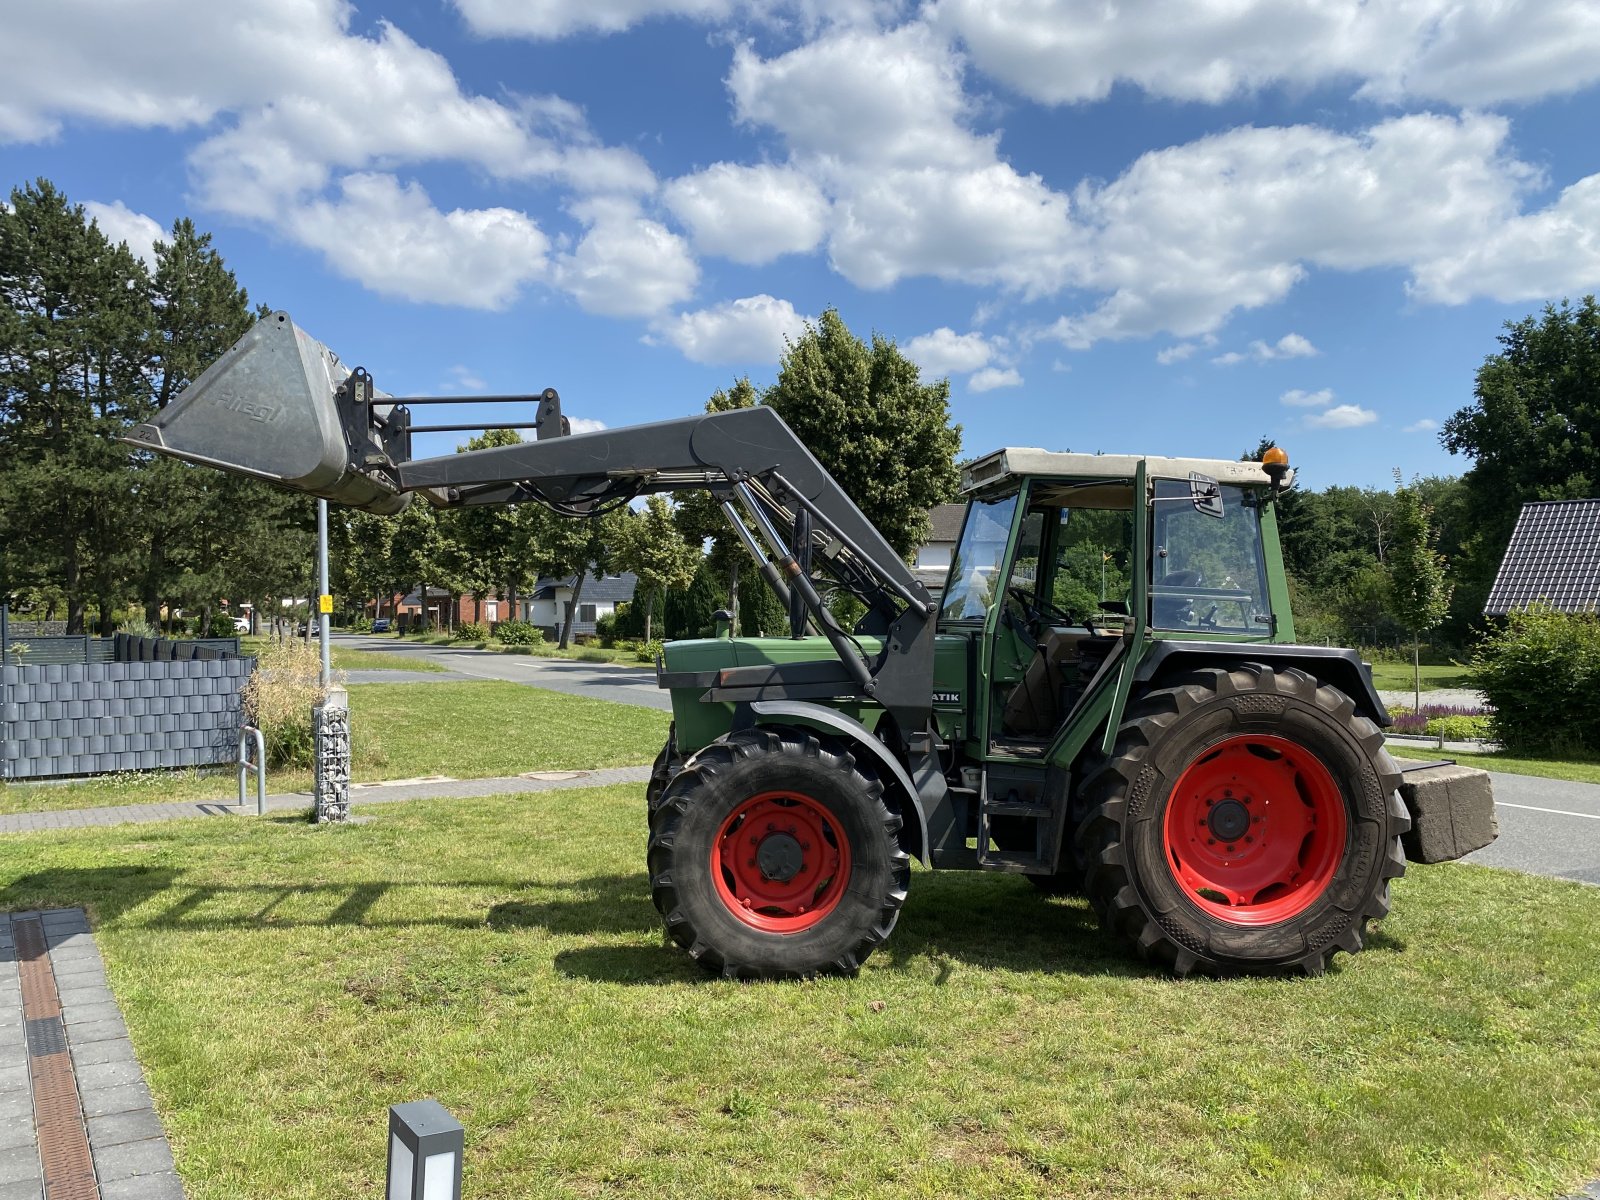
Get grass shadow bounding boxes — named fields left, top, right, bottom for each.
left=6, top=863, right=1372, bottom=983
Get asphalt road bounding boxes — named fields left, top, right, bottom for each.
left=339, top=634, right=1597, bottom=886
left=336, top=633, right=673, bottom=711
left=1461, top=771, right=1600, bottom=887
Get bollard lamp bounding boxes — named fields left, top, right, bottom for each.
left=387, top=1099, right=464, bottom=1200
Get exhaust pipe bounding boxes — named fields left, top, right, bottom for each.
left=123, top=311, right=411, bottom=514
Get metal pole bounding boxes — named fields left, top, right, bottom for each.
left=317, top=498, right=331, bottom=688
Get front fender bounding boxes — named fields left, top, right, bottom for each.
left=742, top=700, right=931, bottom=867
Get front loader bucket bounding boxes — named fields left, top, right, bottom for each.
left=123, top=311, right=410, bottom=514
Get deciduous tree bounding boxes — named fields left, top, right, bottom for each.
left=1387, top=473, right=1454, bottom=711
left=765, top=309, right=961, bottom=560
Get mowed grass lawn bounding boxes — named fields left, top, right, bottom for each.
left=0, top=682, right=669, bottom=816
left=1368, top=662, right=1475, bottom=693
left=2, top=787, right=1598, bottom=1200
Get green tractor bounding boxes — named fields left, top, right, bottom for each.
left=646, top=446, right=1489, bottom=979
left=128, top=312, right=1496, bottom=982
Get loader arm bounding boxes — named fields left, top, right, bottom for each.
left=121, top=310, right=938, bottom=734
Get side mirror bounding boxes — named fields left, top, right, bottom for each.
left=1099, top=600, right=1130, bottom=616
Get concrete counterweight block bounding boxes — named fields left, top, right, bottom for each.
left=1398, top=764, right=1498, bottom=864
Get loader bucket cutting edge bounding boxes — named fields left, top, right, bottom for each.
left=122, top=310, right=410, bottom=514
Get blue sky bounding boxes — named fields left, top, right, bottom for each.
left=5, top=1, right=1600, bottom=491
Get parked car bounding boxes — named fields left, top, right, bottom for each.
left=233, top=617, right=250, bottom=634
left=371, top=617, right=391, bottom=633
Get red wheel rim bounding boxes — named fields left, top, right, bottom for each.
left=1163, top=734, right=1347, bottom=925
left=712, top=791, right=852, bottom=932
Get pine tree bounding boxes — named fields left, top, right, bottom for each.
left=0, top=179, right=154, bottom=631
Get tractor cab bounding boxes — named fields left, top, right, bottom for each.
left=936, top=449, right=1293, bottom=766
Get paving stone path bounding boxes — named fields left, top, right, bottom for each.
left=1, top=908, right=183, bottom=1199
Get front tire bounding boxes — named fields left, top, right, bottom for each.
left=1078, top=663, right=1408, bottom=977
left=648, top=727, right=911, bottom=979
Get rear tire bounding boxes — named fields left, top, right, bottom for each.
left=645, top=722, right=681, bottom=817
left=1078, top=663, right=1407, bottom=977
left=648, top=727, right=910, bottom=979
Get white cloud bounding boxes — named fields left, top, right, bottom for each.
left=444, top=365, right=488, bottom=392
left=827, top=162, right=1079, bottom=294
left=451, top=0, right=902, bottom=39
left=289, top=174, right=548, bottom=309
left=928, top=0, right=1600, bottom=108
left=1259, top=333, right=1317, bottom=359
left=452, top=0, right=734, bottom=39
left=0, top=0, right=656, bottom=313
left=1403, top=418, right=1439, bottom=433
left=555, top=200, right=700, bottom=318
left=651, top=295, right=810, bottom=364
left=568, top=417, right=609, bottom=434
left=1216, top=333, right=1320, bottom=365
left=1156, top=342, right=1199, bottom=365
left=1410, top=174, right=1600, bottom=305
left=82, top=200, right=163, bottom=267
left=1280, top=388, right=1335, bottom=408
left=1305, top=403, right=1377, bottom=429
left=903, top=328, right=995, bottom=376
left=729, top=25, right=986, bottom=170
left=968, top=366, right=1023, bottom=392
left=1044, top=112, right=1563, bottom=348
left=663, top=163, right=829, bottom=264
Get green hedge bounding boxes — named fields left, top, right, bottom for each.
left=495, top=619, right=543, bottom=647
left=1470, top=605, right=1600, bottom=756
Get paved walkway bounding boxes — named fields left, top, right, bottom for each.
left=1377, top=688, right=1485, bottom=710
left=335, top=634, right=672, bottom=710
left=0, top=767, right=654, bottom=836
left=2, top=907, right=183, bottom=1199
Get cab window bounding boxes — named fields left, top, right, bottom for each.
left=939, top=494, right=1019, bottom=622
left=1150, top=478, right=1273, bottom=634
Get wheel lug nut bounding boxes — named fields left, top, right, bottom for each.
left=1207, top=838, right=1216, bottom=846
left=1245, top=836, right=1253, bottom=844
left=1226, top=844, right=1236, bottom=853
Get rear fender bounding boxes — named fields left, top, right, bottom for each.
left=1137, top=641, right=1389, bottom=727
left=739, top=700, right=931, bottom=867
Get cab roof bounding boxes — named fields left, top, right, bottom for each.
left=959, top=447, right=1288, bottom=495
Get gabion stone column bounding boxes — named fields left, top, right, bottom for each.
left=313, top=685, right=351, bottom=823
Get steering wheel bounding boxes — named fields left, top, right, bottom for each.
left=1007, top=585, right=1087, bottom=631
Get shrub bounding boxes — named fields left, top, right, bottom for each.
left=576, top=647, right=611, bottom=662
left=612, top=599, right=646, bottom=641
left=457, top=622, right=488, bottom=642
left=495, top=619, right=543, bottom=647
left=594, top=612, right=618, bottom=647
left=241, top=639, right=340, bottom=768
left=635, top=638, right=664, bottom=663
left=350, top=615, right=373, bottom=633
left=1428, top=714, right=1493, bottom=741
left=1470, top=605, right=1600, bottom=756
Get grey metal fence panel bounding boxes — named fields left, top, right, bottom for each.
left=0, top=657, right=253, bottom=781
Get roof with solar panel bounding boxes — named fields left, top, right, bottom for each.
left=1484, top=499, right=1600, bottom=615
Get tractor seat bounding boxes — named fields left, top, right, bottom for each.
left=1002, top=628, right=1119, bottom=737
